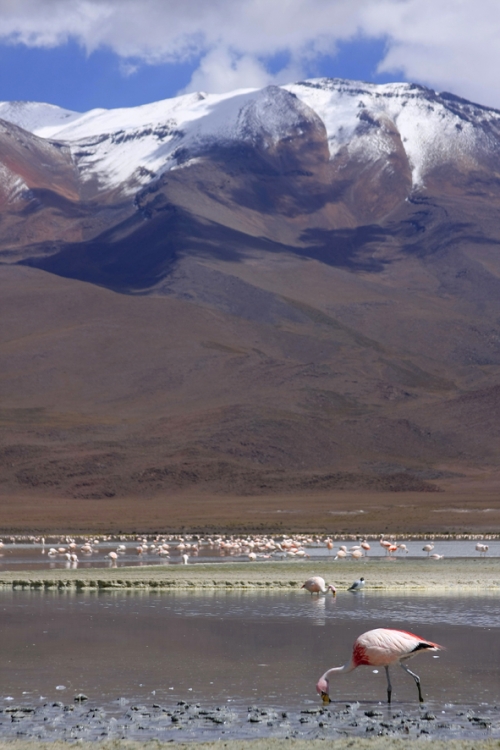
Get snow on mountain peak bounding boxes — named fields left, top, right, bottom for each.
left=1, top=78, right=499, bottom=195
left=0, top=100, right=81, bottom=135
left=287, top=78, right=500, bottom=186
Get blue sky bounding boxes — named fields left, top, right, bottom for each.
left=0, top=0, right=497, bottom=112
left=0, top=36, right=396, bottom=112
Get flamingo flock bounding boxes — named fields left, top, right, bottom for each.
left=3, top=532, right=498, bottom=707
left=0, top=533, right=494, bottom=573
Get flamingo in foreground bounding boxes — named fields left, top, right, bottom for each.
left=317, top=627, right=442, bottom=704
left=302, top=576, right=336, bottom=596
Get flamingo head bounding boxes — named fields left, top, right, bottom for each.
left=316, top=677, right=330, bottom=703
left=328, top=585, right=336, bottom=596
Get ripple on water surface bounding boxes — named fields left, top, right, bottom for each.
left=0, top=589, right=499, bottom=712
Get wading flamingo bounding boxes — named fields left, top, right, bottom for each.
left=316, top=627, right=442, bottom=704
left=302, top=576, right=336, bottom=596
left=379, top=537, right=392, bottom=555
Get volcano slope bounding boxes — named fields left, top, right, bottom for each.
left=1, top=81, right=500, bottom=533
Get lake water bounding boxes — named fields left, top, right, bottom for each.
left=0, top=538, right=498, bottom=571
left=1, top=590, right=499, bottom=711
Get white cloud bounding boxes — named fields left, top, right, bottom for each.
left=362, top=0, right=500, bottom=108
left=0, top=0, right=499, bottom=107
left=182, top=48, right=306, bottom=94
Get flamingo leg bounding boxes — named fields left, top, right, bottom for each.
left=400, top=662, right=424, bottom=702
left=384, top=665, right=392, bottom=704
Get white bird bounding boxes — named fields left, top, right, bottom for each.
left=422, top=543, right=435, bottom=555
left=182, top=553, right=189, bottom=564
left=429, top=553, right=444, bottom=560
left=302, top=576, right=336, bottom=596
left=348, top=576, right=365, bottom=592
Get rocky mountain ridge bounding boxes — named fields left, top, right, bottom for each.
left=1, top=78, right=500, bottom=511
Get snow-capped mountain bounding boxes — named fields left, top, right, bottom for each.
left=1, top=76, right=500, bottom=291
left=3, top=79, right=500, bottom=502
left=2, top=78, right=500, bottom=198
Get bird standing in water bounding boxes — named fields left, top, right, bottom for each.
left=302, top=576, right=336, bottom=595
left=316, top=627, right=442, bottom=704
left=348, top=576, right=365, bottom=592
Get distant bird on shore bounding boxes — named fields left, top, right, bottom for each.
left=348, top=576, right=365, bottom=592
left=422, top=543, right=435, bottom=555
left=429, top=553, right=444, bottom=560
left=316, top=627, right=442, bottom=704
left=302, top=576, right=336, bottom=596
left=475, top=543, right=489, bottom=555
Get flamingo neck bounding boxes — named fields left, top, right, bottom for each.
left=322, top=661, right=355, bottom=680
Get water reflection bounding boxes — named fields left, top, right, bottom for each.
left=0, top=538, right=499, bottom=572
left=0, top=590, right=498, bottom=709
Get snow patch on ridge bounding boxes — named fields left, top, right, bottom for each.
left=0, top=162, right=28, bottom=202
left=287, top=79, right=500, bottom=187
left=0, top=79, right=500, bottom=194
left=0, top=101, right=80, bottom=135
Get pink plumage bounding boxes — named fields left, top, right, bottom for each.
left=317, top=627, right=442, bottom=704
left=301, top=576, right=336, bottom=595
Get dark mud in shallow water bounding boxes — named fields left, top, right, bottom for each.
left=1, top=589, right=499, bottom=742
left=2, top=698, right=500, bottom=742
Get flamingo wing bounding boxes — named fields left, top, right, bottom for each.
left=354, top=628, right=441, bottom=666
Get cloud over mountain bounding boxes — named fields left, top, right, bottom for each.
left=0, top=0, right=499, bottom=106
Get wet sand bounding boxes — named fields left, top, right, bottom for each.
left=0, top=558, right=498, bottom=590
left=1, top=737, right=500, bottom=750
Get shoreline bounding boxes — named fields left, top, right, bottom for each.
left=0, top=736, right=499, bottom=750
left=0, top=558, right=499, bottom=591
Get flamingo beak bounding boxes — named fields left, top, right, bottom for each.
left=321, top=692, right=331, bottom=704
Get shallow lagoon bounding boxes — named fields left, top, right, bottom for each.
left=1, top=590, right=498, bottom=707
left=0, top=538, right=498, bottom=572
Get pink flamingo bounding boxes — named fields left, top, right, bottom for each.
left=316, top=627, right=442, bottom=704
left=379, top=537, right=392, bottom=555
left=302, top=576, right=336, bottom=596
